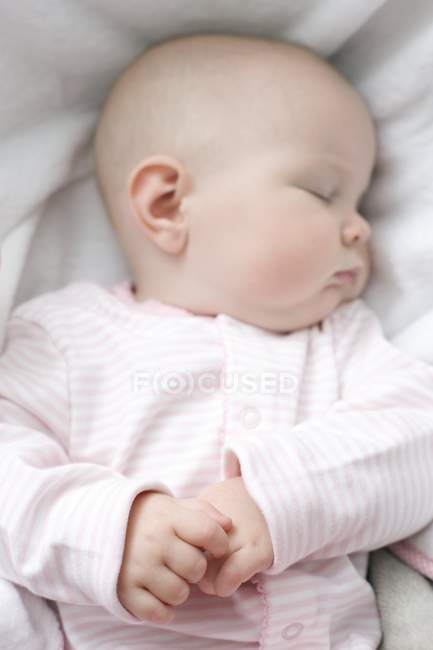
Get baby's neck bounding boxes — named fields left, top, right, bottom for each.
left=131, top=277, right=217, bottom=318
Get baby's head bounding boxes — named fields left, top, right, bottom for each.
left=94, top=34, right=376, bottom=333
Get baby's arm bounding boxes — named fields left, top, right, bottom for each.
left=0, top=313, right=229, bottom=624
left=220, top=300, right=433, bottom=575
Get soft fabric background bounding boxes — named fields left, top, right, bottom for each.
left=1, top=1, right=433, bottom=648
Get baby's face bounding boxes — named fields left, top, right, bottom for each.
left=184, top=71, right=376, bottom=332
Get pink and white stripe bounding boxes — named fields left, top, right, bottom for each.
left=1, top=280, right=433, bottom=649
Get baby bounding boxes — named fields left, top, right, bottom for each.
left=2, top=33, right=433, bottom=650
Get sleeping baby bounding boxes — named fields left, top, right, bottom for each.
left=2, top=33, right=433, bottom=650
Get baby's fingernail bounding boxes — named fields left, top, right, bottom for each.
left=217, top=584, right=236, bottom=598
left=200, top=580, right=215, bottom=595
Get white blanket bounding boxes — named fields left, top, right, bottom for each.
left=1, top=1, right=433, bottom=647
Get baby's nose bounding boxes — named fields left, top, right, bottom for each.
left=341, top=213, right=371, bottom=246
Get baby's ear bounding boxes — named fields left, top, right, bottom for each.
left=127, top=155, right=191, bottom=254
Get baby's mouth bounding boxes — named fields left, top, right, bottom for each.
left=333, top=267, right=361, bottom=282
left=326, top=266, right=363, bottom=288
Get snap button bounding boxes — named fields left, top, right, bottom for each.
left=281, top=622, right=304, bottom=640
left=240, top=406, right=261, bottom=429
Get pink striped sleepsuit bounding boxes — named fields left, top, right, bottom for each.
left=1, top=280, right=433, bottom=649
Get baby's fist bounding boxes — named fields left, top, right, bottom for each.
left=196, top=477, right=274, bottom=597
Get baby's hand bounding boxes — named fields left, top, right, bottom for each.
left=196, top=477, right=274, bottom=597
left=117, top=492, right=232, bottom=623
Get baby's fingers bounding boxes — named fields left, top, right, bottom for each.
left=174, top=510, right=229, bottom=559
left=213, top=549, right=259, bottom=597
left=197, top=553, right=221, bottom=595
left=119, top=585, right=175, bottom=624
left=180, top=497, right=233, bottom=532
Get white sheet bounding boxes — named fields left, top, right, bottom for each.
left=0, top=215, right=38, bottom=347
left=1, top=1, right=433, bottom=647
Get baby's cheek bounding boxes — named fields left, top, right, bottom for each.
left=246, top=246, right=306, bottom=297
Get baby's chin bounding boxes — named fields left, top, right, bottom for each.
left=241, top=282, right=368, bottom=334
left=228, top=302, right=332, bottom=335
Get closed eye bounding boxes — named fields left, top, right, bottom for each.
left=298, top=187, right=336, bottom=203
left=309, top=189, right=333, bottom=202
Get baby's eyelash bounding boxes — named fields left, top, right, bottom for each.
left=294, top=183, right=338, bottom=203
left=309, top=189, right=337, bottom=202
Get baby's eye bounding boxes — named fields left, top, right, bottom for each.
left=308, top=189, right=334, bottom=202
left=299, top=186, right=336, bottom=203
